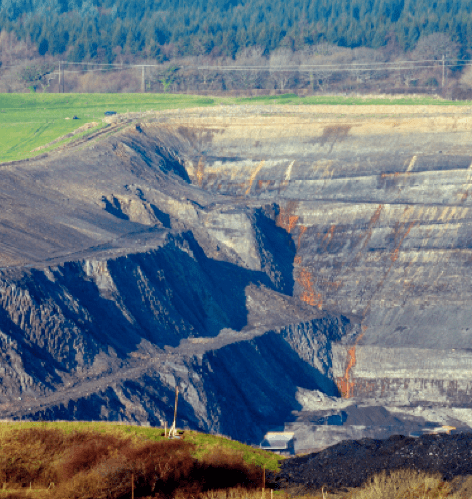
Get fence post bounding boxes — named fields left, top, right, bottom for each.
left=131, top=472, right=134, bottom=499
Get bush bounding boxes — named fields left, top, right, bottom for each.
left=60, top=433, right=131, bottom=481
left=49, top=438, right=263, bottom=499
left=196, top=448, right=262, bottom=491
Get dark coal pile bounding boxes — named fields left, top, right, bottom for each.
left=269, top=432, right=472, bottom=491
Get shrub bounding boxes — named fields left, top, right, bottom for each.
left=195, top=448, right=263, bottom=491
left=60, top=433, right=131, bottom=481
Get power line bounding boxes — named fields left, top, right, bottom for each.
left=1, top=58, right=470, bottom=72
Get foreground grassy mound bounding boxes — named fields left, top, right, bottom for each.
left=0, top=423, right=471, bottom=499
left=1, top=92, right=471, bottom=164
left=0, top=422, right=280, bottom=498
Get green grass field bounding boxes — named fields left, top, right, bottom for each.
left=1, top=92, right=471, bottom=164
left=0, top=93, right=223, bottom=163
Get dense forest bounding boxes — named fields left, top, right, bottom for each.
left=0, top=0, right=471, bottom=62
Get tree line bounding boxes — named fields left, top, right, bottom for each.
left=2, top=30, right=470, bottom=99
left=0, top=0, right=471, bottom=63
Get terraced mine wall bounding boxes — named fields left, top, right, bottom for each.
left=164, top=105, right=472, bottom=406
left=1, top=104, right=472, bottom=447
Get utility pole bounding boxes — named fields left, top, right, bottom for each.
left=442, top=55, right=445, bottom=88
left=141, top=65, right=145, bottom=93
left=59, top=61, right=65, bottom=93
left=168, top=386, right=179, bottom=438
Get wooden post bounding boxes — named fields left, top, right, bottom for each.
left=173, top=387, right=179, bottom=429
left=131, top=472, right=134, bottom=499
left=62, top=62, right=65, bottom=93
left=141, top=66, right=145, bottom=93
left=58, top=61, right=61, bottom=93
left=164, top=421, right=167, bottom=437
left=168, top=387, right=179, bottom=438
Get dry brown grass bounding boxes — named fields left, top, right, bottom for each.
left=0, top=426, right=264, bottom=499
left=346, top=470, right=456, bottom=499
left=275, top=469, right=468, bottom=499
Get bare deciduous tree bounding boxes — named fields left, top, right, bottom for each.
left=410, top=33, right=460, bottom=61
left=269, top=48, right=296, bottom=90
left=19, top=62, right=56, bottom=91
left=232, top=46, right=267, bottom=89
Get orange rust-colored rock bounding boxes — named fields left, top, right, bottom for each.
left=296, top=267, right=323, bottom=309
left=370, top=205, right=383, bottom=225
left=322, top=225, right=336, bottom=243
left=297, top=225, right=307, bottom=250
left=336, top=327, right=366, bottom=398
left=276, top=201, right=299, bottom=233
left=245, top=160, right=265, bottom=195
left=391, top=221, right=416, bottom=263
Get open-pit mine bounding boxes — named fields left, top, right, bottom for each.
left=1, top=103, right=472, bottom=451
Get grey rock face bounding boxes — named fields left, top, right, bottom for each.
left=1, top=105, right=472, bottom=447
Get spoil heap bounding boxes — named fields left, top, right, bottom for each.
left=270, top=432, right=472, bottom=491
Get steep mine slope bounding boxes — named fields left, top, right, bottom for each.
left=0, top=110, right=360, bottom=445
left=158, top=105, right=472, bottom=406
left=2, top=104, right=472, bottom=448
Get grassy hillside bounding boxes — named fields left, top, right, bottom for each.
left=1, top=93, right=471, bottom=164
left=0, top=421, right=281, bottom=499
left=0, top=421, right=281, bottom=470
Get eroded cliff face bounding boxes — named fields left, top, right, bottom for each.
left=148, top=106, right=472, bottom=407
left=1, top=104, right=472, bottom=447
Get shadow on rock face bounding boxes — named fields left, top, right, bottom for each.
left=196, top=330, right=339, bottom=444
left=253, top=205, right=296, bottom=296
left=2, top=219, right=300, bottom=385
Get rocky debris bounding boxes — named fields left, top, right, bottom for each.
left=269, top=432, right=472, bottom=491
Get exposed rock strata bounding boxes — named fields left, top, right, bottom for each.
left=0, top=105, right=472, bottom=447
